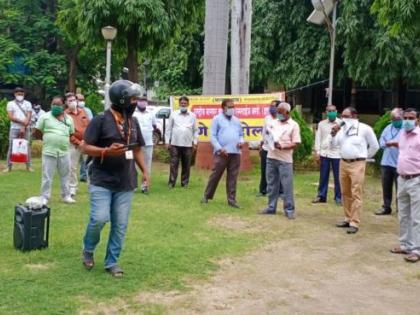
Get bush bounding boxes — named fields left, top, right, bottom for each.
left=291, top=108, right=314, bottom=162
left=153, top=145, right=171, bottom=163
left=85, top=93, right=104, bottom=115
left=373, top=111, right=391, bottom=166
left=0, top=99, right=11, bottom=159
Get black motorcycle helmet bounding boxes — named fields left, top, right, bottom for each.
left=109, top=80, right=142, bottom=111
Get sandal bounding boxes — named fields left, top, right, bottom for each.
left=82, top=250, right=94, bottom=270
left=390, top=247, right=411, bottom=255
left=404, top=253, right=420, bottom=263
left=105, top=265, right=124, bottom=278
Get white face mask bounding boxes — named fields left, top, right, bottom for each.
left=78, top=101, right=85, bottom=108
left=16, top=95, right=24, bottom=102
left=225, top=108, right=234, bottom=117
left=343, top=118, right=356, bottom=126
left=68, top=101, right=77, bottom=110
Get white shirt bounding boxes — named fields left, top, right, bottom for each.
left=331, top=120, right=379, bottom=159
left=133, top=109, right=156, bottom=146
left=166, top=110, right=199, bottom=147
left=6, top=99, right=32, bottom=129
left=261, top=115, right=276, bottom=151
left=315, top=118, right=341, bottom=159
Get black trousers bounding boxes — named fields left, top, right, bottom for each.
left=381, top=165, right=398, bottom=212
left=168, top=146, right=192, bottom=187
left=259, top=149, right=283, bottom=195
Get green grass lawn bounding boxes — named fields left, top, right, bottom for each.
left=0, top=158, right=382, bottom=314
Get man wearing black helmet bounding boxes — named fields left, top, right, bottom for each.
left=80, top=80, right=149, bottom=278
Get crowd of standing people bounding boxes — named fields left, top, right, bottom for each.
left=3, top=81, right=420, bottom=276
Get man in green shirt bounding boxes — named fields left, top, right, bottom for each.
left=34, top=96, right=75, bottom=204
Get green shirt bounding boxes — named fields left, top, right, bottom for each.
left=36, top=112, right=74, bottom=157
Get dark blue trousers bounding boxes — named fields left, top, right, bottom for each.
left=317, top=156, right=341, bottom=202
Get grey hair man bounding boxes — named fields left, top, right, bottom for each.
left=259, top=102, right=301, bottom=219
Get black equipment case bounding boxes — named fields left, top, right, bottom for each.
left=13, top=204, right=50, bottom=251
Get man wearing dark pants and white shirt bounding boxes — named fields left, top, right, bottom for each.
left=166, top=96, right=198, bottom=188
left=259, top=102, right=301, bottom=219
left=390, top=108, right=420, bottom=263
left=331, top=107, right=379, bottom=234
left=312, top=104, right=342, bottom=205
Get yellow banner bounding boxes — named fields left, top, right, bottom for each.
left=170, top=93, right=284, bottom=142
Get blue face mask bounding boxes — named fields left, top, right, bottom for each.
left=180, top=107, right=188, bottom=114
left=277, top=113, right=285, bottom=121
left=403, top=119, right=416, bottom=132
left=269, top=106, right=277, bottom=115
left=225, top=108, right=234, bottom=117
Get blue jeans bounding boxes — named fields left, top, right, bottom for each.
left=317, top=156, right=341, bottom=202
left=83, top=185, right=134, bottom=268
left=266, top=158, right=295, bottom=215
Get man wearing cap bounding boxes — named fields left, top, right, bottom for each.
left=4, top=87, right=33, bottom=172
left=76, top=93, right=92, bottom=182
left=375, top=108, right=403, bottom=215
left=312, top=104, right=342, bottom=205
left=331, top=107, right=379, bottom=234
left=390, top=108, right=420, bottom=263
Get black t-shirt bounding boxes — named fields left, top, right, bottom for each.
left=84, top=110, right=145, bottom=191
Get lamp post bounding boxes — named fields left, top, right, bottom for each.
left=101, top=26, right=117, bottom=110
left=307, top=0, right=338, bottom=106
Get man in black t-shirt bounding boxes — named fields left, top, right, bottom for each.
left=81, top=80, right=149, bottom=278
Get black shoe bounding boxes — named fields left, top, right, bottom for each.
left=336, top=221, right=350, bottom=228
left=200, top=197, right=208, bottom=204
left=80, top=177, right=87, bottom=182
left=375, top=208, right=392, bottom=215
left=347, top=226, right=359, bottom=234
left=312, top=197, right=326, bottom=204
left=168, top=184, right=175, bottom=189
left=258, top=209, right=276, bottom=215
left=228, top=202, right=241, bottom=209
left=256, top=192, right=266, bottom=197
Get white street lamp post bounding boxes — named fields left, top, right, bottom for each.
left=101, top=26, right=117, bottom=110
left=307, top=0, right=338, bottom=106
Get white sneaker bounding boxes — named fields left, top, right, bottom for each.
left=62, top=196, right=76, bottom=204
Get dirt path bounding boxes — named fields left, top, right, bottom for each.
left=134, top=210, right=420, bottom=315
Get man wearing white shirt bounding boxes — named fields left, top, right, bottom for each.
left=331, top=107, right=379, bottom=234
left=4, top=87, right=33, bottom=172
left=312, top=105, right=342, bottom=205
left=133, top=97, right=157, bottom=192
left=166, top=96, right=199, bottom=188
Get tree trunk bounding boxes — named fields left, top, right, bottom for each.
left=65, top=45, right=80, bottom=93
left=127, top=29, right=139, bottom=83
left=230, top=0, right=252, bottom=94
left=391, top=77, right=407, bottom=108
left=203, top=0, right=230, bottom=95
left=68, top=53, right=77, bottom=93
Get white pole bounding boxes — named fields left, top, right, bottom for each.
left=104, top=40, right=112, bottom=110
left=327, top=1, right=337, bottom=106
